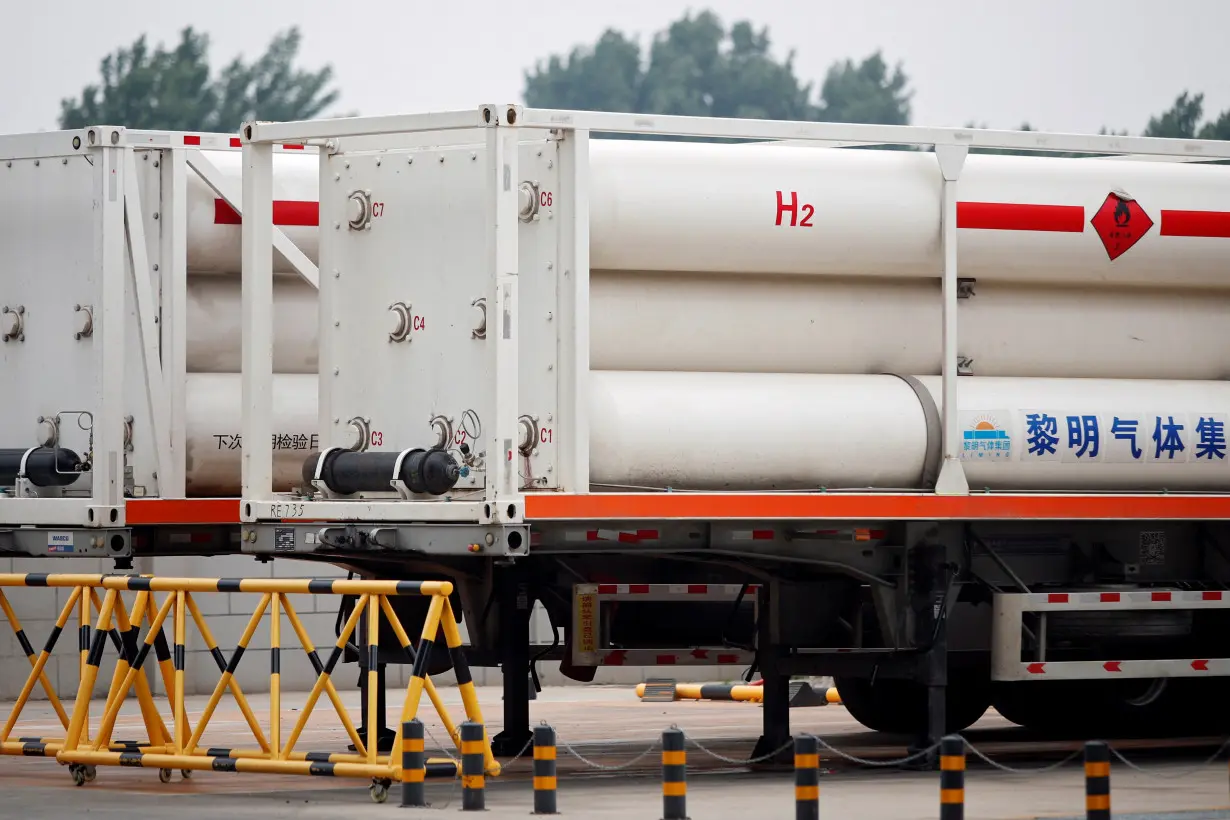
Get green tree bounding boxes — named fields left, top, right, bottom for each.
left=1144, top=91, right=1230, bottom=140
left=59, top=27, right=344, bottom=132
left=523, top=11, right=911, bottom=129
left=816, top=52, right=911, bottom=125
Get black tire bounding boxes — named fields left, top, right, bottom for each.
left=835, top=672, right=991, bottom=736
left=992, top=678, right=1229, bottom=737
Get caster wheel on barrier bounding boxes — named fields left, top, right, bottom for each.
left=70, top=765, right=86, bottom=788
left=158, top=767, right=173, bottom=784
left=369, top=781, right=389, bottom=804
left=84, top=765, right=97, bottom=783
left=181, top=769, right=192, bottom=780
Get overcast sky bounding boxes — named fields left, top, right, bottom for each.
left=2, top=0, right=1224, bottom=136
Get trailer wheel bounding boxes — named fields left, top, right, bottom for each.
left=834, top=672, right=990, bottom=736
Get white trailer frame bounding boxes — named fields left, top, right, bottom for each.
left=236, top=104, right=1230, bottom=526
left=991, top=588, right=1230, bottom=680
left=0, top=126, right=318, bottom=532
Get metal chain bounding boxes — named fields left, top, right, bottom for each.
left=496, top=734, right=536, bottom=771
left=423, top=724, right=458, bottom=763
left=962, top=742, right=1082, bottom=775
left=804, top=734, right=943, bottom=768
left=681, top=730, right=795, bottom=766
left=1108, top=738, right=1230, bottom=779
left=556, top=735, right=663, bottom=771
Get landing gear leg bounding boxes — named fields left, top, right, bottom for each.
left=909, top=537, right=951, bottom=768
left=491, top=573, right=534, bottom=757
left=751, top=582, right=792, bottom=764
left=352, top=661, right=396, bottom=753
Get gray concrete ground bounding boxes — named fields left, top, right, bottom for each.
left=0, top=763, right=1225, bottom=819
left=0, top=684, right=1224, bottom=818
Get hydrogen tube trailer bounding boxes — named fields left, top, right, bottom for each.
left=3, top=108, right=1230, bottom=758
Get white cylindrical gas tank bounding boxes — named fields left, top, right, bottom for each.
left=589, top=371, right=929, bottom=490
left=589, top=140, right=1230, bottom=288
left=187, top=276, right=318, bottom=373
left=589, top=273, right=1230, bottom=380
left=185, top=150, right=318, bottom=275
left=185, top=372, right=318, bottom=495
left=179, top=141, right=1230, bottom=287
left=181, top=372, right=1230, bottom=496
left=180, top=272, right=1230, bottom=380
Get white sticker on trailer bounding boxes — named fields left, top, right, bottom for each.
left=965, top=409, right=1230, bottom=465
left=46, top=532, right=74, bottom=553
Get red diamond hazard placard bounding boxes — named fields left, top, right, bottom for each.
left=1090, top=191, right=1154, bottom=260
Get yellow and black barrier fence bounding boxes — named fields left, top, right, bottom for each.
left=635, top=680, right=842, bottom=706
left=0, top=572, right=499, bottom=803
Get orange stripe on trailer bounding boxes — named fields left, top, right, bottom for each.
left=522, top=493, right=1230, bottom=522
left=126, top=500, right=241, bottom=526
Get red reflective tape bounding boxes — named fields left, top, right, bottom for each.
left=1160, top=210, right=1230, bottom=238
left=183, top=135, right=201, bottom=146
left=616, top=532, right=640, bottom=543
left=1026, top=662, right=1046, bottom=674
left=1104, top=661, right=1122, bottom=672
left=958, top=202, right=1085, bottom=233
left=282, top=144, right=305, bottom=150
left=1100, top=592, right=1121, bottom=602
left=230, top=137, right=242, bottom=148
left=752, top=530, right=774, bottom=540
left=690, top=649, right=709, bottom=660
left=602, top=651, right=626, bottom=666
left=655, top=655, right=677, bottom=665
left=1192, top=659, right=1210, bottom=671
left=687, top=585, right=708, bottom=594
left=1151, top=591, right=1172, bottom=602
left=586, top=531, right=600, bottom=541
left=1202, top=591, right=1223, bottom=601
left=596, top=584, right=617, bottom=595
left=628, top=584, right=650, bottom=594
left=717, top=654, right=740, bottom=664
left=636, top=529, right=659, bottom=540
left=212, top=199, right=320, bottom=227
left=1047, top=593, right=1069, bottom=604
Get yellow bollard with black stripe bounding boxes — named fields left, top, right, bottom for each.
left=1084, top=740, right=1110, bottom=820
left=461, top=720, right=486, bottom=811
left=661, top=728, right=687, bottom=820
left=400, top=719, right=426, bottom=808
left=940, top=735, right=965, bottom=820
left=794, top=734, right=820, bottom=820
left=532, top=724, right=558, bottom=815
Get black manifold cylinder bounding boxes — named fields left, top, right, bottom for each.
left=0, top=447, right=85, bottom=488
left=302, top=448, right=461, bottom=497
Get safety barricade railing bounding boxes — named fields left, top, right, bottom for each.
left=0, top=573, right=498, bottom=803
